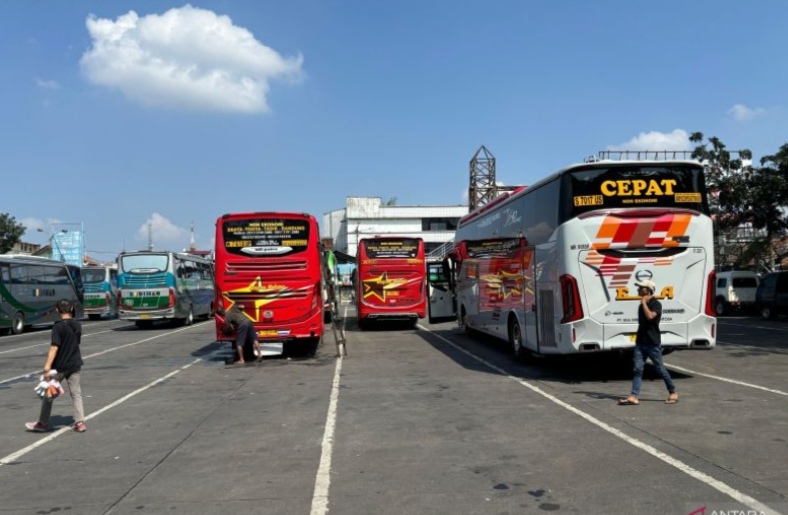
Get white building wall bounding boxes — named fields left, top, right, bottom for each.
left=324, top=197, right=468, bottom=258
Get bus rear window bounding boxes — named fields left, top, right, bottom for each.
left=222, top=218, right=310, bottom=257
left=562, top=164, right=709, bottom=220
left=82, top=268, right=106, bottom=283
left=121, top=255, right=168, bottom=273
left=362, top=239, right=421, bottom=259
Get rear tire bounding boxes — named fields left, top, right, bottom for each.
left=509, top=316, right=527, bottom=362
left=11, top=312, right=25, bottom=335
left=88, top=314, right=102, bottom=321
left=185, top=306, right=194, bottom=326
left=761, top=305, right=776, bottom=320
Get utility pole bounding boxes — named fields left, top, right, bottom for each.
left=147, top=222, right=153, bottom=251
left=189, top=221, right=196, bottom=252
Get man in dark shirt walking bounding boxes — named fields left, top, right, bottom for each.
left=26, top=299, right=87, bottom=432
left=618, top=280, right=679, bottom=406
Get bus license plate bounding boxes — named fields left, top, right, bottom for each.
left=258, top=330, right=278, bottom=337
left=628, top=334, right=636, bottom=342
left=139, top=314, right=150, bottom=319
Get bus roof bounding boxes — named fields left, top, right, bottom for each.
left=459, top=159, right=704, bottom=228
left=0, top=254, right=69, bottom=265
left=219, top=212, right=316, bottom=221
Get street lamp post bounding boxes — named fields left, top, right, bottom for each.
left=37, top=228, right=68, bottom=262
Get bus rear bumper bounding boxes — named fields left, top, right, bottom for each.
left=119, top=308, right=176, bottom=321
left=363, top=313, right=420, bottom=321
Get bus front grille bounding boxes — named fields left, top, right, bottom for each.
left=227, top=261, right=308, bottom=272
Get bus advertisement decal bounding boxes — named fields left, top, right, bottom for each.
left=222, top=219, right=310, bottom=257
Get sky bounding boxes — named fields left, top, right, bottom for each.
left=2, top=1, right=787, bottom=262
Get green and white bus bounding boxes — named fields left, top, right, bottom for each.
left=82, top=264, right=119, bottom=320
left=117, top=250, right=215, bottom=328
left=0, top=255, right=85, bottom=335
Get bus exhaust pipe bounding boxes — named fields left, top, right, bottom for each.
left=579, top=343, right=600, bottom=352
left=690, top=339, right=711, bottom=348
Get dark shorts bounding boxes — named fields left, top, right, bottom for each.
left=235, top=321, right=257, bottom=348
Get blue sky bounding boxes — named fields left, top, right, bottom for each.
left=2, top=1, right=786, bottom=261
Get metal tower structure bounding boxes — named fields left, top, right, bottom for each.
left=468, top=145, right=497, bottom=210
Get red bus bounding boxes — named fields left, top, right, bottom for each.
left=355, top=236, right=427, bottom=329
left=214, top=212, right=324, bottom=357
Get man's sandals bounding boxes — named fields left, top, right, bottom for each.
left=617, top=396, right=640, bottom=406
left=665, top=393, right=679, bottom=404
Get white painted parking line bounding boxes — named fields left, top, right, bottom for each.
left=0, top=355, right=208, bottom=467
left=310, top=305, right=347, bottom=515
left=418, top=325, right=782, bottom=515
left=0, top=323, right=207, bottom=387
left=665, top=364, right=788, bottom=397
left=0, top=328, right=119, bottom=355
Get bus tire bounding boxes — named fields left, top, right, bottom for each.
left=761, top=305, right=776, bottom=320
left=185, top=306, right=194, bottom=326
left=11, top=312, right=25, bottom=335
left=508, top=316, right=527, bottom=362
left=88, top=314, right=102, bottom=321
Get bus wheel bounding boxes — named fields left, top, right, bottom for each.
left=762, top=306, right=776, bottom=320
left=11, top=312, right=25, bottom=335
left=88, top=314, right=102, bottom=321
left=509, top=317, right=526, bottom=362
left=185, top=306, right=194, bottom=326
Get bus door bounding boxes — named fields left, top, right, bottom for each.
left=578, top=246, right=708, bottom=348
left=427, top=259, right=456, bottom=323
left=521, top=245, right=538, bottom=352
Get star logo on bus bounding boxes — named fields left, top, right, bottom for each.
left=224, top=277, right=296, bottom=322
left=362, top=272, right=408, bottom=301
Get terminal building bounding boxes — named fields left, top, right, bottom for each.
left=323, top=196, right=468, bottom=258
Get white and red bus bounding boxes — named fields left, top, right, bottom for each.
left=356, top=236, right=427, bottom=329
left=214, top=212, right=324, bottom=357
left=431, top=157, right=717, bottom=359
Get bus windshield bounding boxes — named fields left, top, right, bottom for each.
left=82, top=268, right=106, bottom=284
left=120, top=254, right=168, bottom=273
left=361, top=238, right=421, bottom=259
left=562, top=164, right=709, bottom=221
left=222, top=218, right=310, bottom=257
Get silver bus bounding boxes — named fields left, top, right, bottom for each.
left=0, top=255, right=85, bottom=335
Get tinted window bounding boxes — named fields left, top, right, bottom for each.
left=732, top=277, right=757, bottom=288
left=717, top=278, right=727, bottom=288
left=561, top=163, right=709, bottom=220
left=121, top=254, right=169, bottom=273
left=222, top=218, right=310, bottom=257
left=83, top=268, right=107, bottom=284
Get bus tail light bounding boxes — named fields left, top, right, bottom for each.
left=559, top=274, right=584, bottom=324
left=168, top=288, right=176, bottom=309
left=705, top=270, right=716, bottom=317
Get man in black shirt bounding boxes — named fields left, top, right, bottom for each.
left=222, top=303, right=262, bottom=365
left=26, top=299, right=87, bottom=432
left=618, top=280, right=678, bottom=406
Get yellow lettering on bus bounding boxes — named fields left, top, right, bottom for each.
left=662, top=179, right=677, bottom=195
left=631, top=180, right=647, bottom=195
left=617, top=181, right=632, bottom=196
left=601, top=181, right=617, bottom=196
left=616, top=286, right=674, bottom=300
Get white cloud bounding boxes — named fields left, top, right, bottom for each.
left=35, top=79, right=61, bottom=90
left=607, top=129, right=691, bottom=152
left=80, top=4, right=304, bottom=114
left=727, top=104, right=766, bottom=122
left=137, top=213, right=188, bottom=250
left=20, top=217, right=63, bottom=238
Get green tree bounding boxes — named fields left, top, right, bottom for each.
left=690, top=133, right=788, bottom=270
left=0, top=213, right=26, bottom=254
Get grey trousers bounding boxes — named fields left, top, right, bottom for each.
left=39, top=371, right=85, bottom=425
